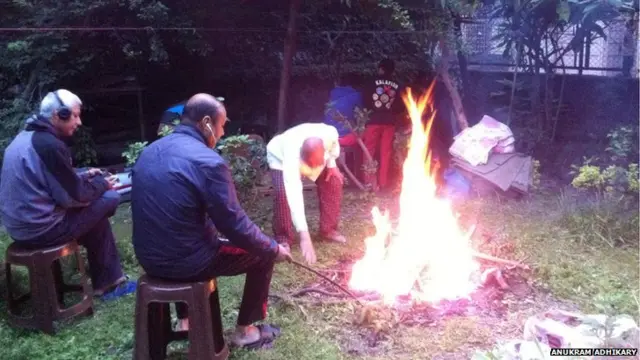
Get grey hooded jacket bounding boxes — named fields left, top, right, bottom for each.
left=0, top=115, right=110, bottom=241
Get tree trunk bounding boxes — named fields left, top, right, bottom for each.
left=437, top=38, right=469, bottom=131
left=454, top=18, right=470, bottom=109
left=276, top=0, right=301, bottom=132
left=507, top=43, right=522, bottom=126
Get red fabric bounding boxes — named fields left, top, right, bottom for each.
left=218, top=244, right=249, bottom=256
left=314, top=168, right=343, bottom=235
left=174, top=242, right=274, bottom=325
left=270, top=168, right=342, bottom=243
left=338, top=133, right=358, bottom=147
left=362, top=124, right=395, bottom=189
left=270, top=170, right=295, bottom=244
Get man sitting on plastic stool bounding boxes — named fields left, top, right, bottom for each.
left=0, top=89, right=137, bottom=301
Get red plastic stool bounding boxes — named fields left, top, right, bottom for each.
left=133, top=274, right=229, bottom=360
left=4, top=240, right=94, bottom=334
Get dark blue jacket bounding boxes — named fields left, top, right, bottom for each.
left=0, top=115, right=110, bottom=241
left=131, top=125, right=278, bottom=278
left=324, top=86, right=363, bottom=137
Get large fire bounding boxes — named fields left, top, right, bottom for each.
left=348, top=84, right=479, bottom=304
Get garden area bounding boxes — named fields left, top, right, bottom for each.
left=0, top=170, right=638, bottom=359
left=1, top=0, right=639, bottom=359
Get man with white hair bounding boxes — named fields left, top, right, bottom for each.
left=0, top=89, right=136, bottom=301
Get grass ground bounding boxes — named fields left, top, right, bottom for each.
left=0, top=185, right=638, bottom=360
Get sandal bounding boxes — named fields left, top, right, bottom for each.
left=229, top=324, right=281, bottom=350
left=257, top=324, right=281, bottom=341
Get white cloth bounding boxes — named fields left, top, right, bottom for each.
left=266, top=123, right=340, bottom=233
left=449, top=115, right=515, bottom=166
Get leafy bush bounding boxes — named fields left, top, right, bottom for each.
left=570, top=126, right=638, bottom=195
left=122, top=141, right=149, bottom=167
left=532, top=159, right=541, bottom=189
left=121, top=126, right=267, bottom=194
left=215, top=134, right=268, bottom=191
left=71, top=126, right=98, bottom=167
left=0, top=98, right=33, bottom=166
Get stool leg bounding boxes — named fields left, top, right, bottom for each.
left=148, top=303, right=171, bottom=360
left=5, top=262, right=17, bottom=314
left=33, top=262, right=56, bottom=334
left=134, top=290, right=150, bottom=360
left=75, top=251, right=93, bottom=316
left=209, top=289, right=227, bottom=356
left=187, top=289, right=214, bottom=360
left=52, top=260, right=65, bottom=308
left=188, top=288, right=228, bottom=360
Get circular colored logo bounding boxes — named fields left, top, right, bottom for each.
left=376, top=87, right=384, bottom=95
left=374, top=100, right=382, bottom=108
left=372, top=94, right=379, bottom=100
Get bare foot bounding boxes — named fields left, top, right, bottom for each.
left=176, top=318, right=189, bottom=331
left=322, top=231, right=347, bottom=243
left=228, top=325, right=260, bottom=346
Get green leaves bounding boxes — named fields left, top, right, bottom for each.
left=556, top=0, right=571, bottom=21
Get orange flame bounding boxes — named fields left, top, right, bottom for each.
left=348, top=83, right=479, bottom=304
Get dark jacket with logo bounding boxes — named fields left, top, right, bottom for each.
left=0, top=116, right=110, bottom=241
left=131, top=125, right=278, bottom=278
left=365, top=76, right=404, bottom=126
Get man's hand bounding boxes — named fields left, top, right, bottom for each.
left=299, top=231, right=317, bottom=264
left=275, top=244, right=293, bottom=263
left=105, top=175, right=119, bottom=189
left=325, top=167, right=344, bottom=185
left=84, top=168, right=104, bottom=177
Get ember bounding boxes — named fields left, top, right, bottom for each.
left=349, top=83, right=480, bottom=305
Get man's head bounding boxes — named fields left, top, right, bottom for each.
left=378, top=58, right=395, bottom=76
left=39, top=89, right=83, bottom=137
left=181, top=93, right=227, bottom=148
left=300, top=137, right=326, bottom=168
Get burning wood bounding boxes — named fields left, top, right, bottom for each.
left=268, top=85, right=535, bottom=348
left=347, top=85, right=483, bottom=305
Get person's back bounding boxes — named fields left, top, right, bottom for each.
left=365, top=59, right=403, bottom=125
left=1, top=114, right=110, bottom=241
left=324, top=74, right=363, bottom=137
left=0, top=121, right=67, bottom=240
left=131, top=128, right=224, bottom=278
left=132, top=94, right=291, bottom=345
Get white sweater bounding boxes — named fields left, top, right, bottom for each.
left=266, top=123, right=340, bottom=233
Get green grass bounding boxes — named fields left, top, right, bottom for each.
left=0, top=188, right=638, bottom=360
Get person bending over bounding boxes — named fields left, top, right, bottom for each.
left=267, top=122, right=347, bottom=265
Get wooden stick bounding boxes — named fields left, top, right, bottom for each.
left=288, top=259, right=364, bottom=305
left=338, top=156, right=366, bottom=191
left=471, top=251, right=530, bottom=270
